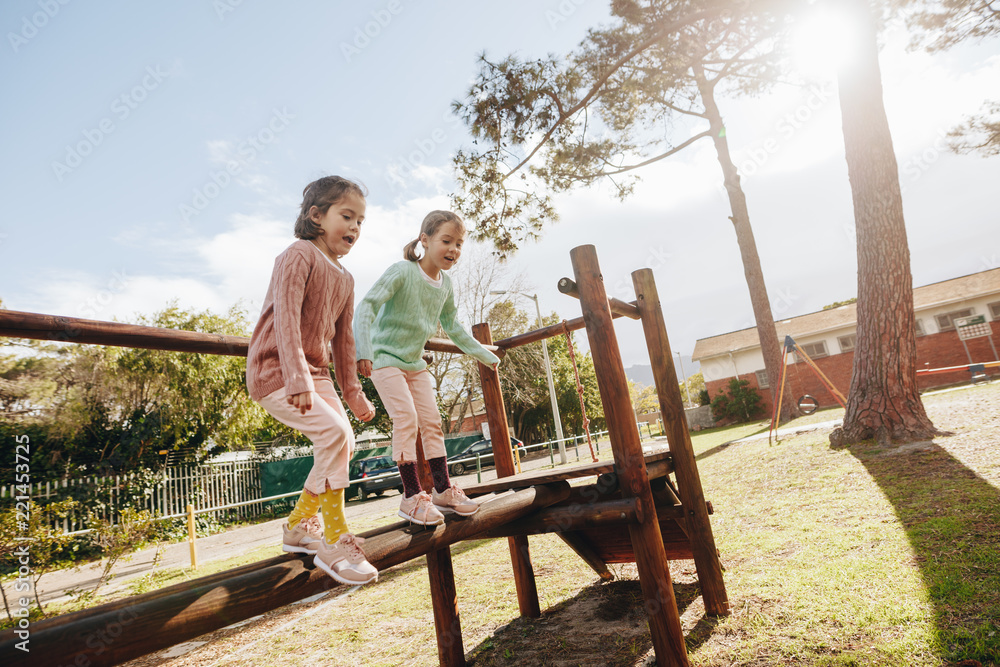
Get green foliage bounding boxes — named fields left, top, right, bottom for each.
left=711, top=377, right=765, bottom=423
left=0, top=499, right=78, bottom=618
left=823, top=298, right=857, bottom=310
left=697, top=388, right=711, bottom=407
left=679, top=371, right=706, bottom=405
left=0, top=302, right=263, bottom=482
left=77, top=507, right=161, bottom=601
left=451, top=1, right=792, bottom=255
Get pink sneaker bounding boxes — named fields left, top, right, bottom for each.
left=397, top=491, right=445, bottom=526
left=313, top=534, right=378, bottom=585
left=432, top=484, right=480, bottom=517
left=282, top=516, right=323, bottom=555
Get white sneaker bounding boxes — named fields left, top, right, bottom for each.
left=432, top=484, right=480, bottom=517
left=313, top=534, right=378, bottom=585
left=282, top=516, right=323, bottom=555
left=397, top=491, right=445, bottom=526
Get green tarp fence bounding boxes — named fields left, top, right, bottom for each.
left=259, top=434, right=484, bottom=501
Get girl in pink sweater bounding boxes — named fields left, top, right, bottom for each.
left=246, top=176, right=378, bottom=586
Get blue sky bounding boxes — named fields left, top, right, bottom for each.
left=2, top=1, right=999, bottom=371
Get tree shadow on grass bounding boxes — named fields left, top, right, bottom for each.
left=837, top=438, right=1000, bottom=666
left=465, top=574, right=715, bottom=666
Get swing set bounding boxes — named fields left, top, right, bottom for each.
left=768, top=335, right=847, bottom=444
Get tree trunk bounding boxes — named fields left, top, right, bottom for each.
left=695, top=68, right=797, bottom=423
left=829, top=0, right=939, bottom=447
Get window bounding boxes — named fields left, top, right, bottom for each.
left=799, top=341, right=828, bottom=359
left=838, top=334, right=857, bottom=352
left=755, top=369, right=769, bottom=389
left=935, top=308, right=974, bottom=332
left=914, top=319, right=926, bottom=337
left=990, top=301, right=1000, bottom=321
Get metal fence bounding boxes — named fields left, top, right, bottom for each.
left=0, top=460, right=264, bottom=534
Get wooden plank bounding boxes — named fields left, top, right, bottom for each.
left=473, top=323, right=540, bottom=619
left=572, top=245, right=689, bottom=667
left=632, top=268, right=730, bottom=617
left=478, top=498, right=642, bottom=538
left=462, top=451, right=673, bottom=496
left=557, top=532, right=614, bottom=581
left=580, top=518, right=694, bottom=563
left=0, top=483, right=571, bottom=667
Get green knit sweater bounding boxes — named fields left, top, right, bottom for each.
left=354, top=261, right=500, bottom=371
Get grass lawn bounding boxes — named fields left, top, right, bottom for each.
left=28, top=382, right=1000, bottom=666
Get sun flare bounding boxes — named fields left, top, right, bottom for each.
left=791, top=4, right=864, bottom=79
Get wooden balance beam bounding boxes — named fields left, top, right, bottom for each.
left=0, top=482, right=570, bottom=667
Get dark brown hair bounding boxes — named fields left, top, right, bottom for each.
left=293, top=176, right=367, bottom=239
left=403, top=210, right=466, bottom=261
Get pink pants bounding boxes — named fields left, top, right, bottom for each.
left=370, top=366, right=446, bottom=463
left=257, top=379, right=354, bottom=494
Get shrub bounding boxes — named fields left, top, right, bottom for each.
left=711, top=378, right=765, bottom=424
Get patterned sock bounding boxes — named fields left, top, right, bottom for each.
left=398, top=461, right=422, bottom=498
left=428, top=456, right=451, bottom=494
left=287, top=490, right=321, bottom=529
left=318, top=488, right=349, bottom=543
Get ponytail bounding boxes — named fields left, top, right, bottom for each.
left=403, top=238, right=422, bottom=261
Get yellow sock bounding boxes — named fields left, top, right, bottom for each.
left=318, top=488, right=349, bottom=543
left=288, top=490, right=321, bottom=529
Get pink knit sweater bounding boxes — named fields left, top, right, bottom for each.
left=246, top=240, right=372, bottom=417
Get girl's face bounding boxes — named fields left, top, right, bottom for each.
left=420, top=222, right=464, bottom=276
left=310, top=192, right=366, bottom=260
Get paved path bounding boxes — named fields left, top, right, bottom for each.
left=8, top=441, right=623, bottom=607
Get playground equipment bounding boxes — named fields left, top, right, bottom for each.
left=0, top=245, right=728, bottom=666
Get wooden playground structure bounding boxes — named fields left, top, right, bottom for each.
left=0, top=245, right=729, bottom=666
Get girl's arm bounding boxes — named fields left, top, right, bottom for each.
left=353, top=263, right=405, bottom=363
left=332, top=289, right=375, bottom=419
left=439, top=285, right=501, bottom=368
left=273, top=251, right=316, bottom=398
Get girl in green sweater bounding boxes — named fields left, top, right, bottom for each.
left=355, top=211, right=500, bottom=525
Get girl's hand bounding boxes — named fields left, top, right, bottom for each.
left=287, top=391, right=313, bottom=415
left=357, top=359, right=372, bottom=378
left=357, top=409, right=375, bottom=422
left=492, top=360, right=501, bottom=372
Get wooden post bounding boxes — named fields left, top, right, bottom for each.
left=427, top=549, right=465, bottom=666
left=417, top=434, right=467, bottom=666
left=186, top=503, right=198, bottom=570
left=632, top=268, right=731, bottom=617
left=571, top=245, right=689, bottom=667
left=473, top=323, right=541, bottom=619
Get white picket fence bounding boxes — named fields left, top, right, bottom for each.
left=0, top=460, right=265, bottom=534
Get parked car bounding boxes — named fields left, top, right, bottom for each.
left=447, top=437, right=525, bottom=476
left=348, top=455, right=403, bottom=501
